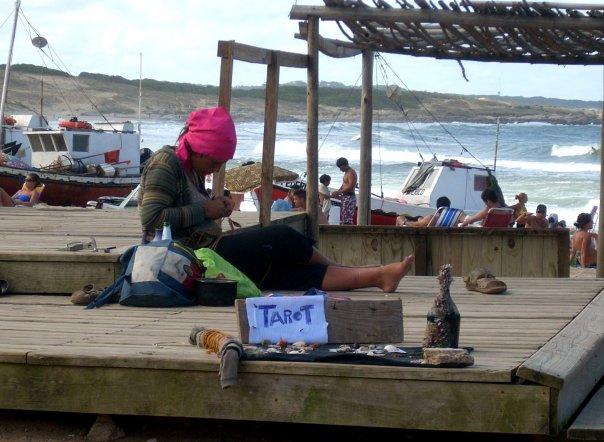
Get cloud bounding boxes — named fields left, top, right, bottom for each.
left=2, top=0, right=601, bottom=100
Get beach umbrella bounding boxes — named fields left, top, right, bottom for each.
left=224, top=162, right=299, bottom=193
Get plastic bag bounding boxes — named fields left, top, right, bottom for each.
left=195, top=248, right=261, bottom=298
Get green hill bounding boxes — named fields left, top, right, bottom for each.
left=1, top=64, right=600, bottom=124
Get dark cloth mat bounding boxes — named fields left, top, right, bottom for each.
left=241, top=345, right=474, bottom=368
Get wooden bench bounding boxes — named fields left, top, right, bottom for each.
left=568, top=384, right=604, bottom=440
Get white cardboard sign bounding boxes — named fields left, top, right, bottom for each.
left=245, top=295, right=328, bottom=344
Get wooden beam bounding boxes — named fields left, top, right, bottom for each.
left=306, top=18, right=320, bottom=241
left=598, top=97, right=604, bottom=277
left=289, top=5, right=604, bottom=31
left=296, top=21, right=362, bottom=59
left=212, top=41, right=234, bottom=198
left=259, top=53, right=280, bottom=228
left=567, top=384, right=604, bottom=440
left=217, top=40, right=308, bottom=69
left=517, top=289, right=604, bottom=433
left=0, top=363, right=550, bottom=434
left=357, top=50, right=373, bottom=226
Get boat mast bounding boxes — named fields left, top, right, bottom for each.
left=138, top=52, right=142, bottom=138
left=0, top=0, right=21, bottom=146
left=493, top=116, right=500, bottom=172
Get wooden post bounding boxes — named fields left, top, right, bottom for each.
left=598, top=96, right=604, bottom=277
left=357, top=50, right=373, bottom=226
left=306, top=17, right=320, bottom=240
left=259, top=53, right=280, bottom=227
left=212, top=41, right=234, bottom=198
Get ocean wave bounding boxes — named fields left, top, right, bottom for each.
left=551, top=144, right=599, bottom=157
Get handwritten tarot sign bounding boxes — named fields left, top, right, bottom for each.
left=245, top=295, right=328, bottom=344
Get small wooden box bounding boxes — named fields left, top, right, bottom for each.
left=235, top=297, right=403, bottom=344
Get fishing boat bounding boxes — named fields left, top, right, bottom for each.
left=0, top=1, right=141, bottom=207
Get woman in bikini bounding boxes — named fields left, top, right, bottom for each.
left=0, top=173, right=43, bottom=207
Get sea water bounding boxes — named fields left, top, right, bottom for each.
left=141, top=119, right=601, bottom=228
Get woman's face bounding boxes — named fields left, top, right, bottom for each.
left=190, top=153, right=224, bottom=175
left=24, top=176, right=37, bottom=190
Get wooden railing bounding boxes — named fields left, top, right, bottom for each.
left=319, top=225, right=570, bottom=277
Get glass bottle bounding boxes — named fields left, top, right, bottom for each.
left=161, top=221, right=172, bottom=241
left=423, top=264, right=460, bottom=348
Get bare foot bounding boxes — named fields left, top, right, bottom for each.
left=379, top=255, right=415, bottom=292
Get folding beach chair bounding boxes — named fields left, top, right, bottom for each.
left=483, top=207, right=514, bottom=228
left=427, top=206, right=465, bottom=227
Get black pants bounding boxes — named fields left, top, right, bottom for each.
left=214, top=225, right=328, bottom=290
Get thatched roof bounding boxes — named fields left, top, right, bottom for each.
left=290, top=1, right=604, bottom=64
left=225, top=163, right=299, bottom=193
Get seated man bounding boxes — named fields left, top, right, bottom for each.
left=270, top=185, right=300, bottom=212
left=516, top=204, right=548, bottom=229
left=396, top=196, right=451, bottom=227
left=460, top=188, right=502, bottom=227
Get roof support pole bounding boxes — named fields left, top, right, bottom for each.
left=259, top=53, right=280, bottom=227
left=598, top=88, right=604, bottom=277
left=357, top=50, right=373, bottom=226
left=306, top=17, right=320, bottom=240
left=212, top=41, right=234, bottom=198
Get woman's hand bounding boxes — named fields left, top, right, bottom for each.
left=204, top=197, right=233, bottom=220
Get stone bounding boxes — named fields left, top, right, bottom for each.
left=423, top=348, right=474, bottom=366
left=86, top=414, right=125, bottom=442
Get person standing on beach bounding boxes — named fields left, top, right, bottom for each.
left=570, top=213, right=598, bottom=268
left=331, top=157, right=357, bottom=225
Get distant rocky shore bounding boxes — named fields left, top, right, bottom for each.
left=3, top=66, right=601, bottom=125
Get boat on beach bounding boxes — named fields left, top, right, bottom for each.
left=0, top=2, right=141, bottom=207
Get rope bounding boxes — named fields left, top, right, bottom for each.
left=376, top=53, right=489, bottom=169
left=196, top=328, right=234, bottom=354
left=19, top=8, right=116, bottom=130
left=318, top=72, right=362, bottom=152
left=0, top=9, right=14, bottom=32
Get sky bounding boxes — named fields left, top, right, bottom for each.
left=1, top=0, right=603, bottom=101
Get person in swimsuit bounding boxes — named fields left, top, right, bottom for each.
left=0, top=173, right=43, bottom=207
left=460, top=188, right=502, bottom=227
left=516, top=204, right=548, bottom=229
left=570, top=213, right=597, bottom=268
left=331, top=157, right=357, bottom=225
left=139, top=107, right=414, bottom=292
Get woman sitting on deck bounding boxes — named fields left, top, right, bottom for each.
left=139, top=107, right=414, bottom=292
left=460, top=188, right=502, bottom=227
left=570, top=213, right=597, bottom=268
left=0, top=173, right=43, bottom=207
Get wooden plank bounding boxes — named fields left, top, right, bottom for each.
left=357, top=49, right=373, bottom=226
left=380, top=233, right=416, bottom=275
left=501, top=233, right=523, bottom=277
left=1, top=261, right=116, bottom=294
left=288, top=5, right=604, bottom=31
left=306, top=17, right=319, bottom=241
left=567, top=384, right=604, bottom=440
left=521, top=235, right=544, bottom=277
left=517, top=290, right=604, bottom=433
left=217, top=40, right=308, bottom=68
left=235, top=298, right=403, bottom=344
left=0, top=363, right=550, bottom=433
left=317, top=229, right=344, bottom=264
left=340, top=231, right=381, bottom=266
left=212, top=39, right=234, bottom=199
left=543, top=236, right=560, bottom=277
left=259, top=53, right=279, bottom=227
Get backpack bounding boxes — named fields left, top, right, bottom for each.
left=87, top=240, right=205, bottom=308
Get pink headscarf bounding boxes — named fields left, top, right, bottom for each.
left=175, top=107, right=237, bottom=170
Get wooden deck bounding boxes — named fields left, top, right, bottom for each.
left=1, top=206, right=602, bottom=435
left=0, top=277, right=602, bottom=435
left=0, top=207, right=306, bottom=293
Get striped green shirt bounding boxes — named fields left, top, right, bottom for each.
left=139, top=146, right=217, bottom=241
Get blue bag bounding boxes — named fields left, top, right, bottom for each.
left=87, top=240, right=205, bottom=308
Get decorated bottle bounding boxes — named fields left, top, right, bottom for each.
left=423, top=264, right=460, bottom=348
left=162, top=221, right=172, bottom=241
left=152, top=228, right=163, bottom=242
